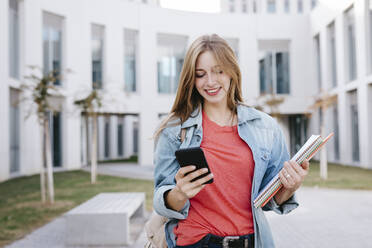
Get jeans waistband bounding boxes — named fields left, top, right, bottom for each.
left=206, top=233, right=254, bottom=248
left=176, top=233, right=255, bottom=248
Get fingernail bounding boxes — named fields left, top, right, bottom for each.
left=203, top=168, right=208, bottom=172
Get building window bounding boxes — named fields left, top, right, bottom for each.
left=124, top=29, right=138, bottom=92
left=9, top=0, right=20, bottom=79
left=242, top=0, right=247, bottom=13
left=117, top=117, right=124, bottom=157
left=133, top=120, right=138, bottom=155
left=157, top=34, right=187, bottom=94
left=43, top=12, right=63, bottom=86
left=284, top=0, right=290, bottom=13
left=259, top=51, right=290, bottom=94
left=267, top=0, right=276, bottom=13
left=314, top=34, right=322, bottom=91
left=46, top=111, right=62, bottom=167
left=230, top=4, right=235, bottom=12
left=92, top=24, right=104, bottom=89
left=311, top=0, right=317, bottom=9
left=297, top=0, right=303, bottom=13
left=327, top=22, right=337, bottom=88
left=333, top=105, right=340, bottom=161
left=104, top=117, right=110, bottom=158
left=9, top=89, right=20, bottom=173
left=289, top=115, right=308, bottom=157
left=344, top=6, right=357, bottom=82
left=229, top=0, right=235, bottom=12
left=369, top=86, right=372, bottom=160
left=318, top=108, right=323, bottom=134
left=349, top=91, right=359, bottom=162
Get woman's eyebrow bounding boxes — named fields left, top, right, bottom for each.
left=195, top=65, right=221, bottom=71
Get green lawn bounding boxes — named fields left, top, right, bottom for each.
left=98, top=155, right=138, bottom=164
left=303, top=161, right=372, bottom=190
left=0, top=170, right=153, bottom=247
left=1, top=162, right=371, bottom=247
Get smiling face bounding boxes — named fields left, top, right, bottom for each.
left=195, top=51, right=231, bottom=108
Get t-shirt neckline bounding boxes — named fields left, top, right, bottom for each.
left=202, top=110, right=237, bottom=133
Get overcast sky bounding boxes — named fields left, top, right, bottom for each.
left=159, top=0, right=220, bottom=13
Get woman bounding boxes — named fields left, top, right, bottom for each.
left=153, top=34, right=309, bottom=248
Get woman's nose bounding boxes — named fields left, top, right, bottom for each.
left=207, top=73, right=216, bottom=85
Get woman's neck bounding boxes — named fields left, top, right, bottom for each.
left=203, top=102, right=237, bottom=126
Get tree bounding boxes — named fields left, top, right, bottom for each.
left=254, top=93, right=285, bottom=119
left=21, top=66, right=64, bottom=204
left=74, top=90, right=102, bottom=184
left=309, top=90, right=337, bottom=180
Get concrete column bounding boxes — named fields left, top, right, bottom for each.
left=334, top=12, right=350, bottom=166
left=261, top=0, right=267, bottom=14
left=354, top=0, right=367, bottom=80
left=105, top=18, right=124, bottom=93
left=338, top=91, right=349, bottom=165
left=63, top=109, right=81, bottom=170
left=240, top=25, right=258, bottom=102
left=315, top=25, right=328, bottom=91
left=21, top=0, right=43, bottom=176
left=137, top=22, right=157, bottom=166
left=0, top=0, right=10, bottom=182
left=123, top=115, right=134, bottom=159
left=62, top=0, right=88, bottom=170
left=358, top=83, right=369, bottom=168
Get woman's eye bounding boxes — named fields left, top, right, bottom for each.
left=218, top=70, right=223, bottom=74
left=195, top=74, right=205, bottom=78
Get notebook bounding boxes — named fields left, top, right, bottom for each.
left=253, top=132, right=334, bottom=208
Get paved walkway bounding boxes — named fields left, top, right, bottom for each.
left=5, top=163, right=372, bottom=248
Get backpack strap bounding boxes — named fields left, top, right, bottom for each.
left=180, top=128, right=186, bottom=143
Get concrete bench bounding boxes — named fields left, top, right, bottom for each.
left=65, top=192, right=145, bottom=246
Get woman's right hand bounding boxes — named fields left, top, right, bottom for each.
left=174, top=165, right=214, bottom=200
left=165, top=165, right=213, bottom=211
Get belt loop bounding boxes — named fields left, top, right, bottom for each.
left=202, top=234, right=211, bottom=248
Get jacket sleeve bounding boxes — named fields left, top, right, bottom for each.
left=261, top=124, right=299, bottom=214
left=153, top=129, right=190, bottom=219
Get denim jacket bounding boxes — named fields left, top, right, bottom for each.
left=153, top=104, right=299, bottom=248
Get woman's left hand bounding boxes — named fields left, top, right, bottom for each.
left=279, top=160, right=309, bottom=192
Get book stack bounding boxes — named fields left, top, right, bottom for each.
left=253, top=133, right=334, bottom=209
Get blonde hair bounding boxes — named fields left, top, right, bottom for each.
left=154, top=34, right=243, bottom=141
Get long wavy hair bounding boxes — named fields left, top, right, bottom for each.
left=154, top=34, right=243, bottom=141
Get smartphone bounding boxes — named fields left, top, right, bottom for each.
left=175, top=147, right=213, bottom=184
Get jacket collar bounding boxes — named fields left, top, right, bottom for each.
left=180, top=103, right=261, bottom=129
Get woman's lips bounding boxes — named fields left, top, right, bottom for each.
left=205, top=87, right=221, bottom=96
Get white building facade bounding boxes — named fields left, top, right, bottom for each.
left=1, top=0, right=371, bottom=182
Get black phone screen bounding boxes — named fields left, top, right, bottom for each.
left=175, top=147, right=213, bottom=184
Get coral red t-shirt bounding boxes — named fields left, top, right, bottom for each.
left=174, top=111, right=255, bottom=246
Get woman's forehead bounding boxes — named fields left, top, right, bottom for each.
left=196, top=51, right=223, bottom=69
